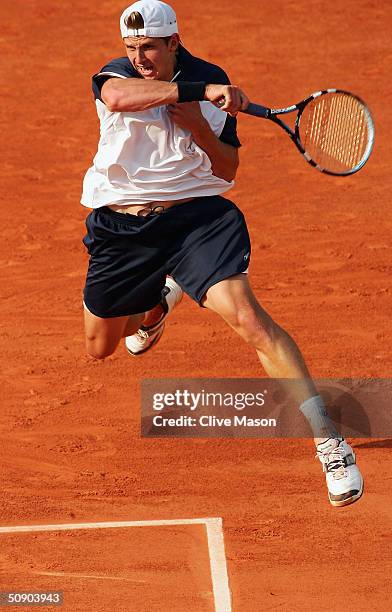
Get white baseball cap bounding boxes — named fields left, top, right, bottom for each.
left=120, top=0, right=179, bottom=38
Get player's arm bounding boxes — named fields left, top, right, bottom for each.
left=194, top=128, right=239, bottom=183
left=101, top=78, right=178, bottom=111
left=167, top=102, right=239, bottom=182
left=101, top=79, right=248, bottom=115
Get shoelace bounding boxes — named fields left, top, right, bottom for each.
left=135, top=329, right=150, bottom=343
left=318, top=445, right=347, bottom=480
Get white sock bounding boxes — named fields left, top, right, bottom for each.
left=299, top=395, right=341, bottom=440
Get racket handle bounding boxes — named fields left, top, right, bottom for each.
left=242, top=102, right=270, bottom=118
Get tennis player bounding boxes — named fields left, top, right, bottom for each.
left=81, top=0, right=363, bottom=507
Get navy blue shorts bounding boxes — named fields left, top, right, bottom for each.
left=82, top=195, right=251, bottom=318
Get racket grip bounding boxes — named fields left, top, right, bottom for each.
left=242, top=102, right=270, bottom=118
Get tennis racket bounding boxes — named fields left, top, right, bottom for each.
left=242, top=89, right=375, bottom=176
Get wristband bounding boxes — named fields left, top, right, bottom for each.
left=177, top=81, right=206, bottom=103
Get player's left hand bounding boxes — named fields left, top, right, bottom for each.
left=167, top=101, right=208, bottom=133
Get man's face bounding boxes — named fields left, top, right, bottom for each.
left=124, top=35, right=179, bottom=81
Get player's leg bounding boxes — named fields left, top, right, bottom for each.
left=82, top=207, right=174, bottom=358
left=202, top=273, right=340, bottom=438
left=202, top=274, right=364, bottom=506
left=84, top=289, right=182, bottom=359
left=168, top=194, right=336, bottom=436
left=202, top=273, right=319, bottom=404
left=84, top=305, right=144, bottom=359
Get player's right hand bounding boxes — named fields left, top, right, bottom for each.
left=205, top=84, right=249, bottom=116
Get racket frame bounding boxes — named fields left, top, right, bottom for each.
left=244, top=89, right=375, bottom=176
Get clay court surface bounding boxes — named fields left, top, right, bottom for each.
left=1, top=0, right=392, bottom=610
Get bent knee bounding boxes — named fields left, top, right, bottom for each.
left=85, top=335, right=117, bottom=360
left=234, top=306, right=277, bottom=349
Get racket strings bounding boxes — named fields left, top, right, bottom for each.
left=301, top=94, right=369, bottom=173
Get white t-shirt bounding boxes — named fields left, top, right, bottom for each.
left=81, top=100, right=233, bottom=207
left=81, top=48, right=241, bottom=208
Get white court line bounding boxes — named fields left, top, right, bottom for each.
left=0, top=518, right=212, bottom=533
left=205, top=518, right=232, bottom=612
left=0, top=517, right=232, bottom=612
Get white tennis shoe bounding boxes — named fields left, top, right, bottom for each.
left=316, top=438, right=364, bottom=507
left=125, top=277, right=183, bottom=356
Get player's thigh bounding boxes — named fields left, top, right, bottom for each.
left=84, top=306, right=143, bottom=355
left=202, top=274, right=272, bottom=328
